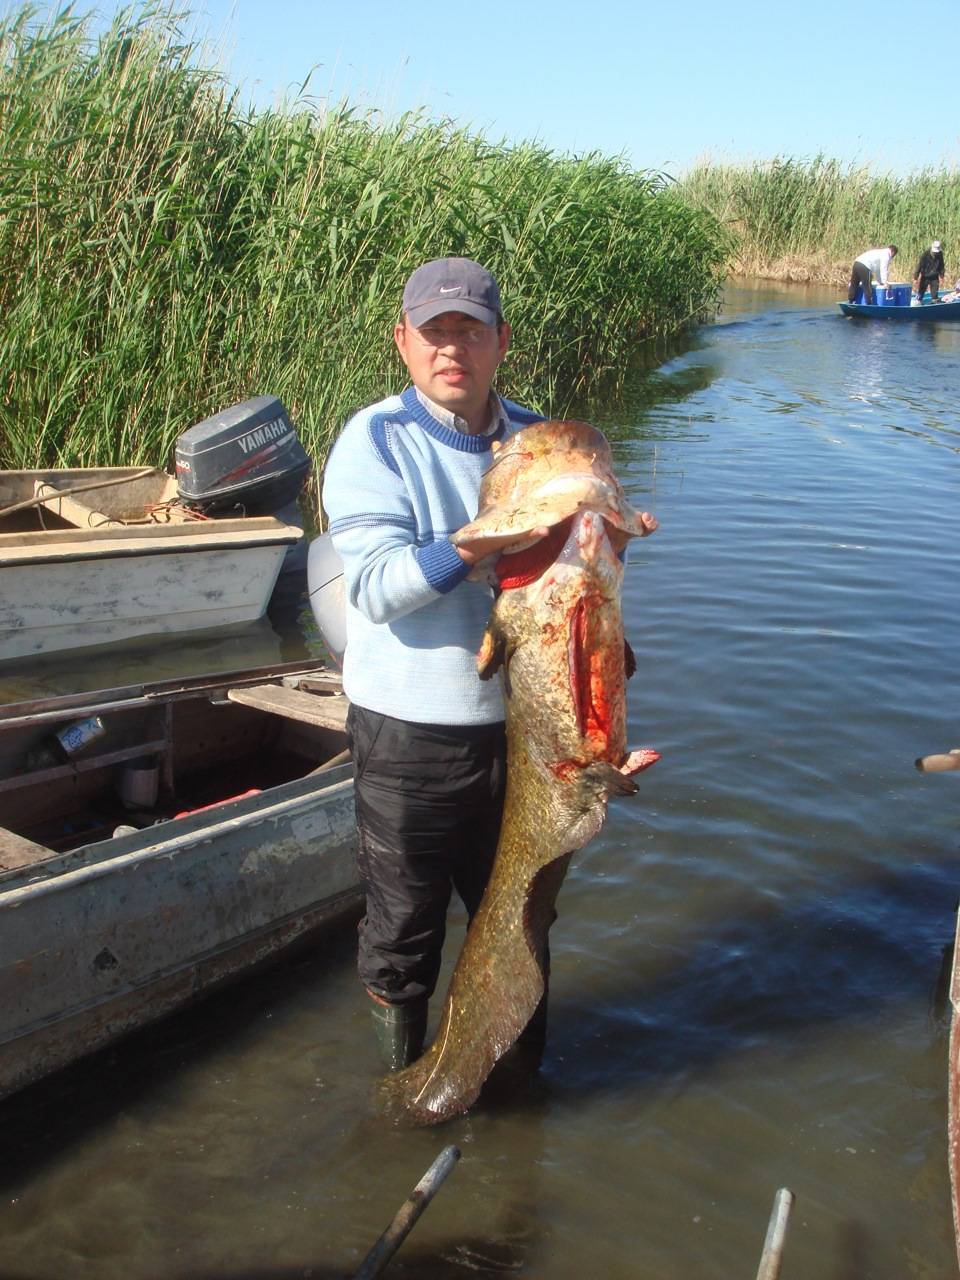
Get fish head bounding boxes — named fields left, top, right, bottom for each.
left=453, top=419, right=650, bottom=554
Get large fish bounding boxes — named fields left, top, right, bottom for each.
left=379, top=420, right=659, bottom=1125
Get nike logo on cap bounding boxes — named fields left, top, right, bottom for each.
left=438, top=286, right=460, bottom=294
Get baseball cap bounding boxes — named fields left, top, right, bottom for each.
left=933, top=240, right=942, bottom=251
left=402, top=258, right=502, bottom=326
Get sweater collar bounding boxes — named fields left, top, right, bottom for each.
left=401, top=386, right=507, bottom=452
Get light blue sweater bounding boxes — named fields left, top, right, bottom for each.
left=322, top=386, right=542, bottom=724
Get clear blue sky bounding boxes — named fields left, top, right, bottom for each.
left=52, top=0, right=960, bottom=175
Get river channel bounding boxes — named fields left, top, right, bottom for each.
left=2, top=279, right=959, bottom=1278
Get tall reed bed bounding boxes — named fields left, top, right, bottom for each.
left=680, top=155, right=960, bottom=281
left=0, top=3, right=728, bottom=470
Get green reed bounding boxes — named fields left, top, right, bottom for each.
left=679, top=155, right=960, bottom=278
left=0, top=3, right=728, bottom=470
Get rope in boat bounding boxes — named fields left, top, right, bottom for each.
left=0, top=467, right=157, bottom=521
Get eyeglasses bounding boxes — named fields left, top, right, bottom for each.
left=408, top=322, right=496, bottom=349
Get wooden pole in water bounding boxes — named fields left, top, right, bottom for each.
left=352, top=1145, right=461, bottom=1280
left=755, top=1187, right=794, bottom=1280
left=948, top=906, right=960, bottom=1276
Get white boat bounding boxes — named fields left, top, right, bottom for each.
left=0, top=467, right=302, bottom=662
left=0, top=658, right=358, bottom=1101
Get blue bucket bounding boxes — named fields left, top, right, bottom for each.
left=892, top=283, right=911, bottom=306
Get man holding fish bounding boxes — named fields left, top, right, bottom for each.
left=323, top=257, right=658, bottom=1084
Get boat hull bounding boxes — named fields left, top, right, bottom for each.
left=0, top=661, right=358, bottom=1100
left=0, top=536, right=295, bottom=660
left=0, top=770, right=358, bottom=1100
left=0, top=469, right=301, bottom=662
left=838, top=299, right=960, bottom=321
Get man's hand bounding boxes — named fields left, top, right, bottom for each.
left=456, top=527, right=549, bottom=565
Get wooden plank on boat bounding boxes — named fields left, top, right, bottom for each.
left=0, top=514, right=299, bottom=563
left=0, top=737, right=169, bottom=795
left=226, top=684, right=349, bottom=730
left=0, top=659, right=341, bottom=725
left=0, top=829, right=51, bottom=873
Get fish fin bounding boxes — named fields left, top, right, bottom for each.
left=624, top=639, right=637, bottom=681
left=583, top=760, right=640, bottom=798
left=622, top=748, right=660, bottom=775
left=477, top=619, right=507, bottom=680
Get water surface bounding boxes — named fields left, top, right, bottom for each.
left=2, top=279, right=959, bottom=1278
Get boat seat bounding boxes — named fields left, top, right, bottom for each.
left=0, top=829, right=52, bottom=874
left=225, top=684, right=349, bottom=730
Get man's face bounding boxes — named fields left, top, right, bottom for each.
left=394, top=310, right=511, bottom=428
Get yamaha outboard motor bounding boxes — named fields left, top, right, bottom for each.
left=175, top=395, right=311, bottom=517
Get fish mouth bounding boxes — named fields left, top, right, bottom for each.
left=493, top=505, right=624, bottom=590
left=454, top=471, right=647, bottom=553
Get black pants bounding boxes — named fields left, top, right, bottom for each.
left=917, top=273, right=940, bottom=301
left=848, top=261, right=873, bottom=304
left=346, top=703, right=506, bottom=1006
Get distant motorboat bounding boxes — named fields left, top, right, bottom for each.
left=839, top=282, right=960, bottom=321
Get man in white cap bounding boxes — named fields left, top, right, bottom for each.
left=321, top=259, right=548, bottom=1069
left=848, top=245, right=898, bottom=305
left=913, top=240, right=945, bottom=303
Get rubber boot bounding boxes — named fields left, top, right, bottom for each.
left=367, top=992, right=428, bottom=1071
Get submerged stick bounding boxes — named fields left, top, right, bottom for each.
left=352, top=1145, right=461, bottom=1280
left=756, top=1187, right=794, bottom=1280
left=306, top=747, right=352, bottom=777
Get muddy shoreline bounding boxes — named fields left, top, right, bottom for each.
left=728, top=255, right=850, bottom=287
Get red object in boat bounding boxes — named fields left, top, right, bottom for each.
left=174, top=789, right=261, bottom=819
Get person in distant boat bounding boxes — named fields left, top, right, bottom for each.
left=847, top=245, right=898, bottom=305
left=913, top=240, right=945, bottom=303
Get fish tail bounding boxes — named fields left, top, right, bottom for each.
left=377, top=857, right=569, bottom=1126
